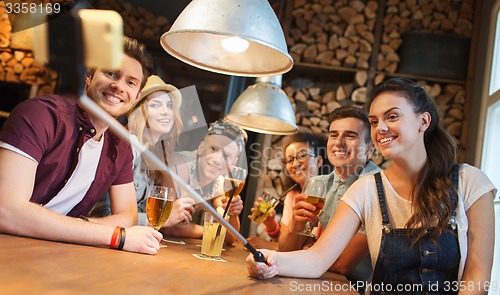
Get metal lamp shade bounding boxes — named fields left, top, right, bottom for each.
left=160, top=0, right=293, bottom=77
left=226, top=76, right=297, bottom=135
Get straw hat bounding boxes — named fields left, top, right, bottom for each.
left=135, top=75, right=182, bottom=110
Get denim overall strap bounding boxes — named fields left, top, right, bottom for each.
left=374, top=173, right=390, bottom=227
left=371, top=171, right=401, bottom=290
left=449, top=164, right=459, bottom=228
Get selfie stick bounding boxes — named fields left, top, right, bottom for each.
left=79, top=95, right=267, bottom=264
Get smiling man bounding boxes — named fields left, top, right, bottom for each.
left=0, top=37, right=164, bottom=255
left=278, top=106, right=381, bottom=288
left=170, top=119, right=247, bottom=245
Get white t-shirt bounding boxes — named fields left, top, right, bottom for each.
left=43, top=137, right=104, bottom=215
left=342, top=164, right=497, bottom=280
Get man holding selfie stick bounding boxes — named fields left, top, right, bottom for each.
left=0, top=34, right=163, bottom=255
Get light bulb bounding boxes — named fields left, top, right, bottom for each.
left=221, top=36, right=249, bottom=53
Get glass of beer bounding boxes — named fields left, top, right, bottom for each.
left=250, top=191, right=280, bottom=224
left=222, top=166, right=246, bottom=200
left=298, top=178, right=326, bottom=237
left=145, top=185, right=175, bottom=230
left=201, top=210, right=229, bottom=259
left=208, top=166, right=246, bottom=203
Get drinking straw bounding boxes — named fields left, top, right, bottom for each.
left=215, top=149, right=237, bottom=238
left=80, top=95, right=268, bottom=265
left=208, top=213, right=217, bottom=254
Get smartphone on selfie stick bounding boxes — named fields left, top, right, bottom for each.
left=32, top=2, right=123, bottom=96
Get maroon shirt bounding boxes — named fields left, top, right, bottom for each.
left=0, top=95, right=134, bottom=217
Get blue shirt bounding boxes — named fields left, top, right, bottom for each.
left=315, top=161, right=381, bottom=229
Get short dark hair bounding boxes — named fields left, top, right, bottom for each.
left=282, top=131, right=326, bottom=159
left=282, top=131, right=331, bottom=174
left=123, top=36, right=154, bottom=89
left=328, top=106, right=371, bottom=143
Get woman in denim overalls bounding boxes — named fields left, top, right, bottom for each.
left=246, top=78, right=496, bottom=295
left=369, top=165, right=460, bottom=294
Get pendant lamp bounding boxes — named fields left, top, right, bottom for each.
left=225, top=75, right=297, bottom=135
left=160, top=0, right=293, bottom=77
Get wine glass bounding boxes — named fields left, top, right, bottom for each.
left=145, top=185, right=176, bottom=230
left=298, top=178, right=327, bottom=237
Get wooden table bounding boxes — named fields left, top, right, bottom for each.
left=0, top=233, right=358, bottom=295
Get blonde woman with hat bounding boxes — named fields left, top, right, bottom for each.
left=128, top=74, right=183, bottom=156
left=91, top=75, right=200, bottom=238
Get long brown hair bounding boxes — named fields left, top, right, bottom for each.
left=370, top=78, right=458, bottom=241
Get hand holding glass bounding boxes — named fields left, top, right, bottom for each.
left=145, top=185, right=175, bottom=230
left=250, top=192, right=280, bottom=224
left=298, top=179, right=326, bottom=237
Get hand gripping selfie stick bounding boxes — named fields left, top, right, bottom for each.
left=80, top=95, right=268, bottom=265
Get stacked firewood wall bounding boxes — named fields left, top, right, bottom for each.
left=379, top=0, right=474, bottom=74
left=1, top=0, right=170, bottom=98
left=288, top=0, right=378, bottom=70
left=0, top=1, right=58, bottom=96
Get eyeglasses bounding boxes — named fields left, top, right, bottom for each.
left=283, top=151, right=316, bottom=165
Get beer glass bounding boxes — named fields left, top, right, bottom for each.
left=298, top=178, right=326, bottom=237
left=145, top=185, right=175, bottom=230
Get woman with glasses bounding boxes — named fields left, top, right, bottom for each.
left=278, top=106, right=381, bottom=293
left=247, top=132, right=327, bottom=250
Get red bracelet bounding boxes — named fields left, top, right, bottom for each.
left=266, top=220, right=280, bottom=237
left=117, top=227, right=126, bottom=250
left=109, top=226, right=121, bottom=249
